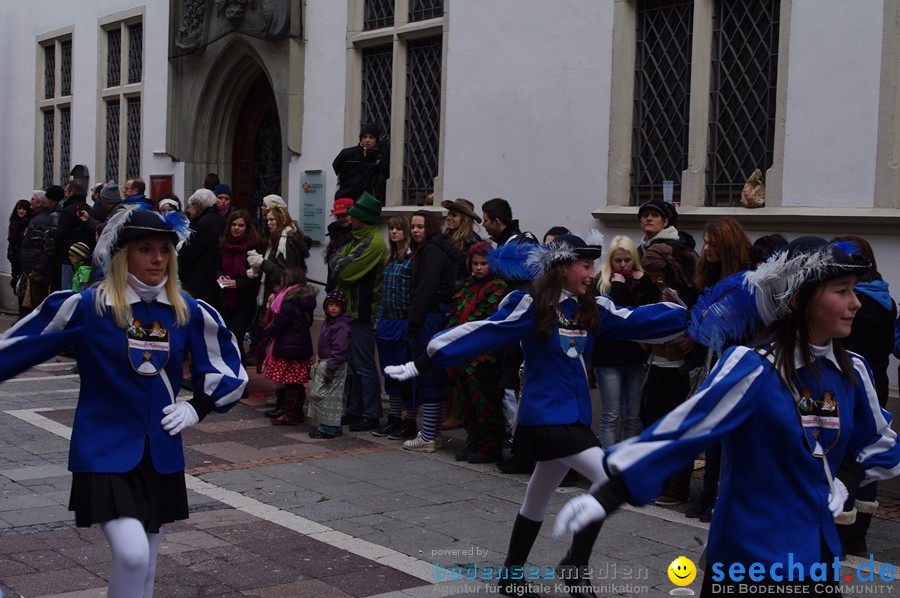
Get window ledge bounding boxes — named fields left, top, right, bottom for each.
left=592, top=206, right=900, bottom=235
left=380, top=205, right=444, bottom=218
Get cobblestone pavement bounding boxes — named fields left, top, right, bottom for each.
left=0, top=313, right=899, bottom=597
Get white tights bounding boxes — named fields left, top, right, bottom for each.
left=519, top=446, right=607, bottom=522
left=101, top=517, right=164, bottom=598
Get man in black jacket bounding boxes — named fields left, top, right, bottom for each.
left=332, top=123, right=390, bottom=202
left=179, top=188, right=225, bottom=310
left=56, top=180, right=93, bottom=290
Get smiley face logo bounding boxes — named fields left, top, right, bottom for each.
left=667, top=556, right=697, bottom=586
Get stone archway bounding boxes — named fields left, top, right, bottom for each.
left=170, top=36, right=293, bottom=212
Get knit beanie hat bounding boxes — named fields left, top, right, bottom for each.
left=100, top=181, right=122, bottom=203
left=359, top=123, right=380, bottom=140
left=45, top=185, right=65, bottom=202
left=213, top=184, right=232, bottom=197
left=68, top=242, right=92, bottom=260
left=346, top=192, right=382, bottom=225
left=324, top=290, right=348, bottom=311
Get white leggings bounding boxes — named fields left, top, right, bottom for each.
left=519, top=446, right=607, bottom=522
left=101, top=517, right=164, bottom=598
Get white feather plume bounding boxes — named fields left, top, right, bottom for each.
left=93, top=205, right=140, bottom=274
left=744, top=245, right=841, bottom=326
left=583, top=228, right=605, bottom=249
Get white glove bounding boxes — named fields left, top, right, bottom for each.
left=553, top=494, right=607, bottom=540
left=384, top=362, right=419, bottom=381
left=246, top=267, right=259, bottom=279
left=827, top=479, right=849, bottom=518
left=246, top=250, right=263, bottom=268
left=161, top=402, right=199, bottom=436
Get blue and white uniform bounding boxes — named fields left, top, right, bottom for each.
left=0, top=287, right=248, bottom=474
left=422, top=290, right=686, bottom=430
left=599, top=343, right=900, bottom=568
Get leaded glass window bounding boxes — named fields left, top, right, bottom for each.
left=362, top=44, right=393, bottom=138
left=126, top=97, right=141, bottom=179
left=364, top=0, right=394, bottom=31
left=253, top=107, right=283, bottom=230
left=128, top=24, right=143, bottom=84
left=103, top=18, right=143, bottom=187
left=403, top=36, right=442, bottom=205
left=107, top=29, right=121, bottom=87
left=38, top=36, right=72, bottom=188
left=409, top=0, right=443, bottom=22
left=60, top=107, right=71, bottom=185
left=44, top=45, right=55, bottom=99
left=42, top=111, right=54, bottom=189
left=631, top=0, right=693, bottom=206
left=106, top=100, right=120, bottom=181
left=706, top=0, right=780, bottom=206
left=60, top=40, right=72, bottom=96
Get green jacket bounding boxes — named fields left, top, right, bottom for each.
left=72, top=263, right=92, bottom=291
left=329, top=225, right=386, bottom=324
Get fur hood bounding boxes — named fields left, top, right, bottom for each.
left=284, top=283, right=318, bottom=302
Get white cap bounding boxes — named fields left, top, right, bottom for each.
left=263, top=194, right=287, bottom=210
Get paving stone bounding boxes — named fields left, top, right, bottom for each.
left=160, top=529, right=232, bottom=554
left=241, top=577, right=355, bottom=597
left=1, top=504, right=72, bottom=527
left=0, top=492, right=58, bottom=511
left=320, top=563, right=425, bottom=597
left=3, top=566, right=104, bottom=596
left=0, top=533, right=51, bottom=554
left=0, top=463, right=69, bottom=482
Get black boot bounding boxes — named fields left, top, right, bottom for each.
left=838, top=507, right=875, bottom=558
left=264, top=387, right=286, bottom=418
left=498, top=514, right=543, bottom=598
left=557, top=521, right=603, bottom=597
left=685, top=487, right=717, bottom=518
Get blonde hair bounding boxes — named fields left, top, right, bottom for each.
left=94, top=240, right=190, bottom=328
left=596, top=235, right=643, bottom=295
left=446, top=212, right=476, bottom=252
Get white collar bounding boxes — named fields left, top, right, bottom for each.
left=792, top=340, right=841, bottom=371
left=559, top=290, right=577, bottom=303
left=104, top=275, right=172, bottom=305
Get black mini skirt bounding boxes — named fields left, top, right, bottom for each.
left=69, top=442, right=188, bottom=534
left=513, top=423, right=601, bottom=462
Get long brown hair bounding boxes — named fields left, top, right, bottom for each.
left=220, top=209, right=262, bottom=251
left=410, top=210, right=442, bottom=251
left=531, top=261, right=600, bottom=339
left=265, top=205, right=296, bottom=246
left=695, top=217, right=752, bottom=290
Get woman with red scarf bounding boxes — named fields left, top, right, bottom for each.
left=217, top=209, right=262, bottom=362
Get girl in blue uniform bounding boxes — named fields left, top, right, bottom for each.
left=0, top=207, right=248, bottom=598
left=555, top=236, right=900, bottom=597
left=386, top=233, right=686, bottom=597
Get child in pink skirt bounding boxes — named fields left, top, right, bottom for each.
left=262, top=267, right=318, bottom=425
